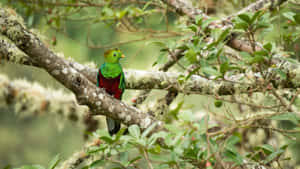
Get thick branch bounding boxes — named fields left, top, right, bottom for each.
left=161, top=0, right=209, bottom=20
left=0, top=8, right=163, bottom=131
left=2, top=39, right=300, bottom=96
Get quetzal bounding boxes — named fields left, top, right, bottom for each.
left=97, top=48, right=126, bottom=136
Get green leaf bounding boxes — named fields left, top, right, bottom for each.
left=185, top=66, right=200, bottom=80
left=87, top=144, right=107, bottom=154
left=148, top=131, right=168, bottom=146
left=216, top=28, right=230, bottom=44
left=255, top=144, right=274, bottom=155
left=195, top=15, right=203, bottom=26
left=225, top=135, right=241, bottom=146
left=115, top=127, right=127, bottom=142
left=220, top=62, right=229, bottom=75
left=224, top=134, right=241, bottom=153
left=274, top=68, right=287, bottom=80
left=156, top=52, right=168, bottom=64
left=282, top=12, right=296, bottom=22
left=201, top=66, right=222, bottom=77
left=223, top=149, right=243, bottom=165
left=193, top=36, right=200, bottom=46
left=127, top=156, right=142, bottom=165
left=185, top=48, right=197, bottom=63
left=250, top=10, right=263, bottom=24
left=142, top=122, right=158, bottom=138
left=294, top=14, right=300, bottom=24
left=55, top=17, right=61, bottom=28
left=264, top=149, right=285, bottom=164
left=128, top=125, right=141, bottom=138
left=149, top=145, right=161, bottom=154
left=116, top=10, right=127, bottom=19
left=271, top=112, right=299, bottom=125
left=47, top=154, right=60, bottom=169
left=169, top=101, right=184, bottom=120
left=249, top=55, right=264, bottom=64
left=177, top=74, right=186, bottom=85
left=254, top=22, right=269, bottom=30
left=201, top=18, right=217, bottom=31
left=238, top=13, right=251, bottom=24
left=240, top=51, right=252, bottom=62
left=261, top=144, right=275, bottom=153
left=90, top=160, right=105, bottom=168
left=177, top=44, right=189, bottom=50
left=234, top=21, right=249, bottom=30
left=178, top=111, right=194, bottom=122
left=120, top=151, right=129, bottom=166
left=254, top=50, right=268, bottom=57
left=188, top=24, right=198, bottom=32
left=214, top=100, right=223, bottom=108
left=99, top=136, right=114, bottom=144
left=280, top=144, right=289, bottom=151
left=263, top=43, right=272, bottom=52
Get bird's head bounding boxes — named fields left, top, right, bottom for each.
left=104, top=48, right=125, bottom=63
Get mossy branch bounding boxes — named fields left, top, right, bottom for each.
left=0, top=74, right=87, bottom=122
left=2, top=38, right=300, bottom=96
left=0, top=8, right=164, bottom=132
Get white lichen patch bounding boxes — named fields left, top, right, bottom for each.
left=62, top=68, right=68, bottom=74
left=45, top=59, right=50, bottom=64
left=98, top=94, right=104, bottom=100
left=140, top=116, right=152, bottom=128
left=83, top=88, right=87, bottom=94
left=69, top=67, right=77, bottom=74
left=108, top=105, right=114, bottom=112
left=96, top=101, right=101, bottom=106
left=52, top=70, right=60, bottom=76
left=125, top=115, right=131, bottom=123
left=73, top=62, right=85, bottom=71
left=119, top=111, right=125, bottom=119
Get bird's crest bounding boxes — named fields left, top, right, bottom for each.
left=104, top=48, right=120, bottom=58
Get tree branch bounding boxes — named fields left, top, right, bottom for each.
left=161, top=0, right=209, bottom=20
left=0, top=8, right=164, bottom=132
left=0, top=73, right=86, bottom=117
left=222, top=0, right=288, bottom=23
left=162, top=0, right=288, bottom=52
left=2, top=38, right=300, bottom=96
left=0, top=73, right=99, bottom=138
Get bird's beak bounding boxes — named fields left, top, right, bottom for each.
left=121, top=54, right=126, bottom=58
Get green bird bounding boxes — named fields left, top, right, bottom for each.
left=97, top=48, right=126, bottom=136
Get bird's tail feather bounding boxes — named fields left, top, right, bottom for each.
left=106, top=117, right=121, bottom=136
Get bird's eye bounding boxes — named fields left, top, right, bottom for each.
left=113, top=53, right=116, bottom=57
